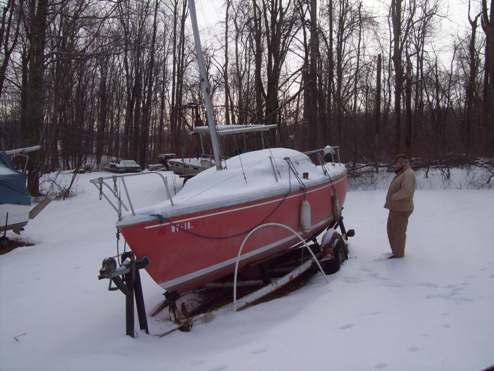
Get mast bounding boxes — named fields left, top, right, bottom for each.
left=187, top=0, right=223, bottom=170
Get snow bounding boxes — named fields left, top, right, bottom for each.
left=1, top=168, right=494, bottom=371
left=350, top=166, right=494, bottom=190
left=168, top=157, right=206, bottom=167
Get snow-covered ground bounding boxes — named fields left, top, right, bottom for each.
left=1, top=170, right=493, bottom=371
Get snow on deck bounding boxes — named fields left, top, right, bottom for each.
left=0, top=170, right=493, bottom=371
left=118, top=148, right=346, bottom=226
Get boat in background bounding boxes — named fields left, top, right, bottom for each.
left=0, top=146, right=39, bottom=234
left=165, top=156, right=213, bottom=177
left=102, top=159, right=142, bottom=173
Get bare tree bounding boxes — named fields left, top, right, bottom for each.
left=23, top=0, right=49, bottom=195
left=465, top=1, right=481, bottom=154
left=0, top=0, right=24, bottom=98
left=481, top=0, right=494, bottom=127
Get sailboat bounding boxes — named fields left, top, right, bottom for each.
left=118, top=148, right=347, bottom=293
left=113, top=0, right=349, bottom=295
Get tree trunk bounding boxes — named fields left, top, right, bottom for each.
left=466, top=8, right=480, bottom=155
left=0, top=0, right=24, bottom=99
left=405, top=55, right=412, bottom=154
left=96, top=61, right=108, bottom=166
left=253, top=0, right=263, bottom=124
left=24, top=0, right=49, bottom=196
left=374, top=53, right=382, bottom=163
left=391, top=0, right=403, bottom=153
left=481, top=0, right=494, bottom=127
left=224, top=0, right=231, bottom=125
left=307, top=0, right=318, bottom=148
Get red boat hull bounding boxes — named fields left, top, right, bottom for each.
left=119, top=174, right=347, bottom=293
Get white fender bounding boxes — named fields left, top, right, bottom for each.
left=300, top=200, right=312, bottom=234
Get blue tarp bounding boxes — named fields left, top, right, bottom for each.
left=0, top=152, right=31, bottom=206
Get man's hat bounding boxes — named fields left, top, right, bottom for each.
left=393, top=153, right=409, bottom=163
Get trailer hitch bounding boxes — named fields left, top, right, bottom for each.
left=98, top=252, right=150, bottom=337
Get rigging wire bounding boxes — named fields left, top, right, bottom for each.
left=151, top=159, right=296, bottom=241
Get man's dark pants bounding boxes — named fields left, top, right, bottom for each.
left=387, top=210, right=412, bottom=257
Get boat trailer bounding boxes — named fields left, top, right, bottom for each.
left=98, top=218, right=354, bottom=338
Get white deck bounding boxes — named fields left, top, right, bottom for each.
left=118, top=148, right=346, bottom=227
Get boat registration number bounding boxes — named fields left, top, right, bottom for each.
left=171, top=221, right=193, bottom=233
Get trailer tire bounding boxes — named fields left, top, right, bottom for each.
left=320, top=235, right=348, bottom=275
left=321, top=248, right=340, bottom=274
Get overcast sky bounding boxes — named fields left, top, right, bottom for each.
left=195, top=0, right=479, bottom=67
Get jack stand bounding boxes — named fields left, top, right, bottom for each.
left=98, top=252, right=150, bottom=337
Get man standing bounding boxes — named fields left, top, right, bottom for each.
left=384, top=154, right=416, bottom=258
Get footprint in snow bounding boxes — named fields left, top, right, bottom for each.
left=426, top=294, right=473, bottom=303
left=343, top=276, right=362, bottom=284
left=208, top=366, right=228, bottom=371
left=191, top=360, right=206, bottom=366
left=339, top=323, right=355, bottom=330
left=374, top=363, right=388, bottom=369
left=367, top=311, right=381, bottom=316
left=372, top=257, right=390, bottom=262
left=382, top=283, right=401, bottom=288
left=368, top=272, right=390, bottom=281
left=418, top=282, right=438, bottom=289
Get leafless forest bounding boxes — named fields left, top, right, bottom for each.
left=1, top=0, right=493, bottom=194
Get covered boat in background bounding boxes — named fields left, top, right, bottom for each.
left=0, top=151, right=31, bottom=234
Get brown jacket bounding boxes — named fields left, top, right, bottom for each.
left=384, top=166, right=416, bottom=212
